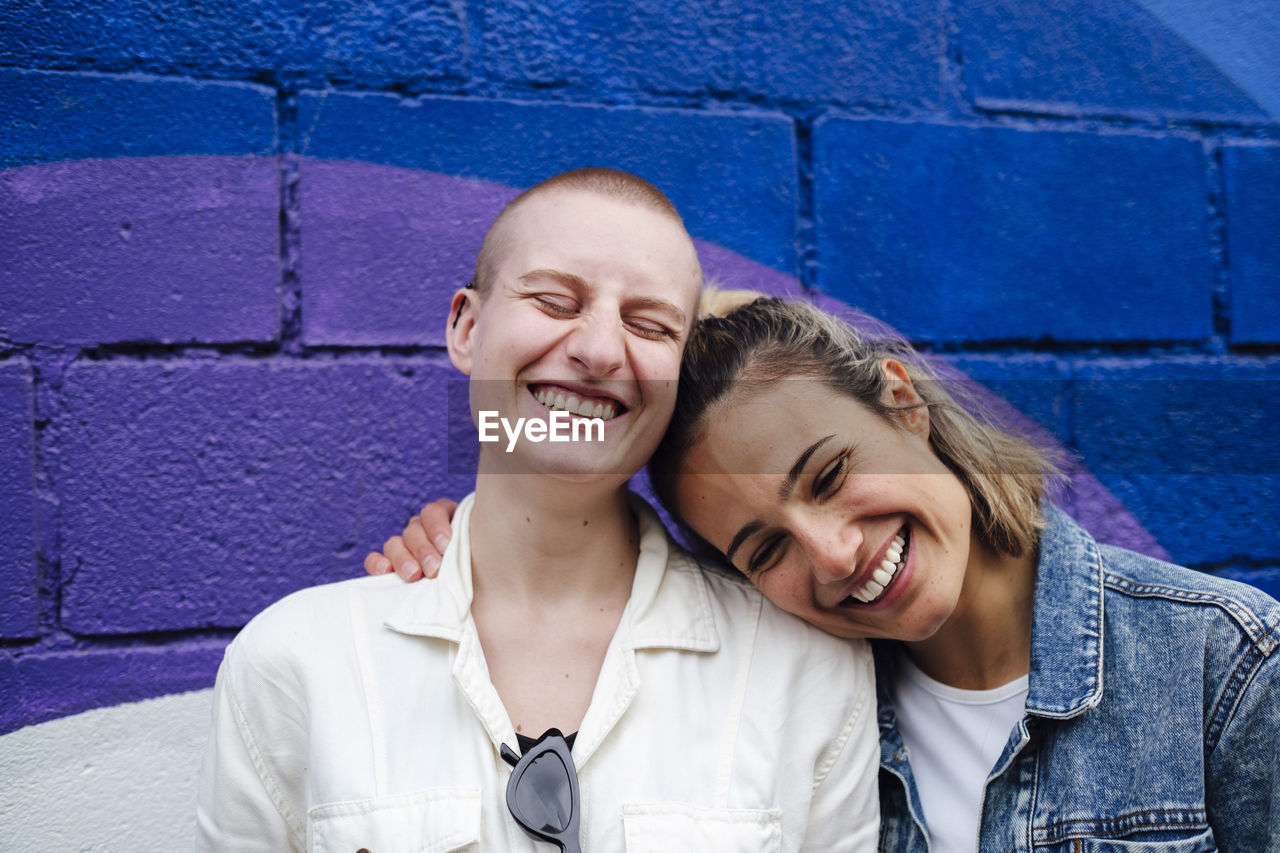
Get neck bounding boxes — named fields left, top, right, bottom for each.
left=468, top=472, right=640, bottom=607
left=904, top=532, right=1037, bottom=690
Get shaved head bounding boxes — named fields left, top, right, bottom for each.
left=472, top=168, right=695, bottom=293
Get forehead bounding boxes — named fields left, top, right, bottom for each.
left=676, top=381, right=883, bottom=526
left=498, top=189, right=701, bottom=298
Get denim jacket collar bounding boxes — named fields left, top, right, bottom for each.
left=1024, top=503, right=1106, bottom=718
left=875, top=503, right=1105, bottom=729
left=383, top=492, right=721, bottom=654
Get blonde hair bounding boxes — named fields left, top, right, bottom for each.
left=649, top=296, right=1062, bottom=560
left=473, top=167, right=690, bottom=293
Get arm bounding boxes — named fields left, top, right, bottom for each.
left=1206, top=644, right=1280, bottom=851
left=363, top=498, right=458, bottom=580
left=195, top=635, right=309, bottom=851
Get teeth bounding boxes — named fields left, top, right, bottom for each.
left=533, top=388, right=620, bottom=421
left=846, top=528, right=909, bottom=606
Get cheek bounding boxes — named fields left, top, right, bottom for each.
left=630, top=340, right=683, bottom=382
left=753, top=570, right=813, bottom=617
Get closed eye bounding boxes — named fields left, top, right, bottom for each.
left=748, top=534, right=789, bottom=575
left=813, top=451, right=850, bottom=500
left=626, top=318, right=676, bottom=340
left=534, top=295, right=578, bottom=316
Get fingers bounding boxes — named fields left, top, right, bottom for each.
left=383, top=535, right=423, bottom=582
left=416, top=498, right=459, bottom=579
left=423, top=500, right=459, bottom=548
left=363, top=551, right=393, bottom=576
left=403, top=518, right=440, bottom=580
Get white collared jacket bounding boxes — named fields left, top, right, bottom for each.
left=196, top=494, right=879, bottom=852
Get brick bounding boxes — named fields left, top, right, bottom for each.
left=475, top=0, right=939, bottom=107
left=0, top=1, right=465, bottom=86
left=59, top=358, right=476, bottom=633
left=0, top=640, right=227, bottom=735
left=0, top=156, right=279, bottom=344
left=1070, top=358, right=1280, bottom=566
left=0, top=69, right=275, bottom=168
left=1223, top=145, right=1280, bottom=344
left=0, top=360, right=38, bottom=637
left=298, top=94, right=797, bottom=344
left=943, top=354, right=1071, bottom=443
left=955, top=0, right=1271, bottom=122
left=301, top=164, right=518, bottom=347
left=813, top=119, right=1212, bottom=342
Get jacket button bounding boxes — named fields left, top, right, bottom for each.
left=894, top=747, right=908, bottom=763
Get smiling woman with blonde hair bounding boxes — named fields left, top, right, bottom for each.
left=384, top=292, right=1280, bottom=852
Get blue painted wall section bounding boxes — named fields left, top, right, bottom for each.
left=955, top=0, right=1271, bottom=121
left=1223, top=145, right=1280, bottom=344
left=1, top=0, right=1276, bottom=733
left=813, top=119, right=1212, bottom=343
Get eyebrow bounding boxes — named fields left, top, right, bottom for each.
left=517, top=268, right=688, bottom=328
left=724, top=434, right=837, bottom=565
left=779, top=435, right=836, bottom=501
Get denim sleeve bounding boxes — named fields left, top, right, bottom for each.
left=1205, top=640, right=1280, bottom=852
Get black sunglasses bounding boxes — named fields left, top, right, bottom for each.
left=500, top=729, right=582, bottom=853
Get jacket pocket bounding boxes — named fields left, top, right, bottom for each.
left=622, top=802, right=783, bottom=853
left=309, top=787, right=482, bottom=853
left=1053, top=827, right=1218, bottom=853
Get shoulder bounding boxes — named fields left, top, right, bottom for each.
left=223, top=574, right=406, bottom=687
left=1099, top=544, right=1280, bottom=655
left=686, top=550, right=875, bottom=689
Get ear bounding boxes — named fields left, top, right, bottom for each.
left=445, top=288, right=478, bottom=375
left=878, top=358, right=930, bottom=438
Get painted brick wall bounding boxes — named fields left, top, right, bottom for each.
left=1, top=0, right=1277, bottom=735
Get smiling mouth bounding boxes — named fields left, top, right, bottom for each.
left=843, top=525, right=909, bottom=606
left=529, top=384, right=626, bottom=421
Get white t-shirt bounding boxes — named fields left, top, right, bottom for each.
left=892, top=647, right=1029, bottom=853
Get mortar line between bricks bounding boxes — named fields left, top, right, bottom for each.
left=277, top=86, right=304, bottom=354
left=795, top=113, right=818, bottom=290
left=27, top=348, right=76, bottom=637
left=1205, top=143, right=1231, bottom=348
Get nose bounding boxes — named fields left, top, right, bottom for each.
left=565, top=309, right=626, bottom=377
left=792, top=516, right=863, bottom=586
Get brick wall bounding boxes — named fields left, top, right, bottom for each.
left=1, top=0, right=1277, bottom=733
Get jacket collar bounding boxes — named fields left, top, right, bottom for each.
left=1024, top=503, right=1106, bottom=718
left=384, top=492, right=720, bottom=654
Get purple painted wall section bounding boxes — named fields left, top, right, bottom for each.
left=58, top=357, right=470, bottom=633
left=0, top=641, right=228, bottom=735
left=302, top=164, right=518, bottom=346
left=1, top=157, right=279, bottom=344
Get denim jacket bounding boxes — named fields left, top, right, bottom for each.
left=876, top=504, right=1280, bottom=852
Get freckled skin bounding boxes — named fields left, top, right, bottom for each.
left=675, top=380, right=973, bottom=643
